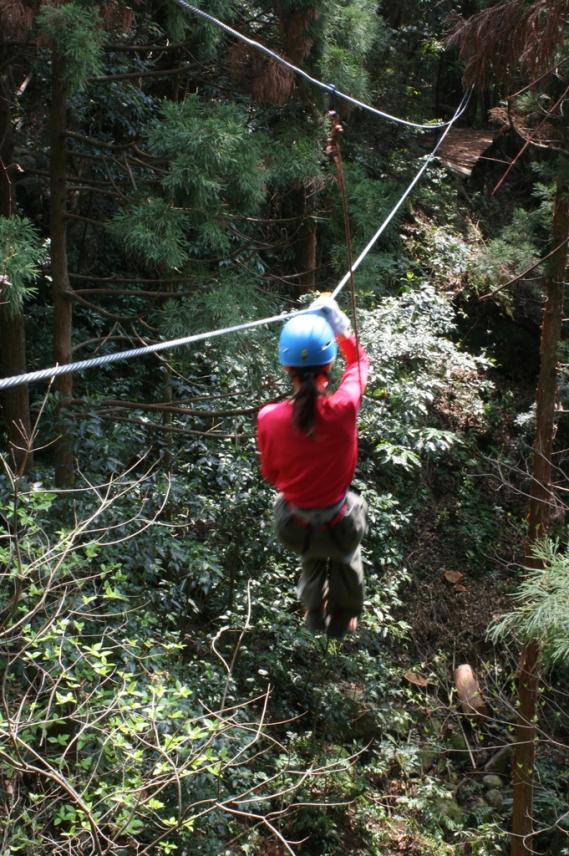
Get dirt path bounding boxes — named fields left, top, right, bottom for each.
left=438, top=128, right=498, bottom=176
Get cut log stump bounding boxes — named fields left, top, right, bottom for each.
left=454, top=664, right=488, bottom=719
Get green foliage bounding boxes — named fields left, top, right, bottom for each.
left=345, top=161, right=403, bottom=246
left=457, top=823, right=507, bottom=855
left=528, top=163, right=557, bottom=221
left=0, top=469, right=354, bottom=856
left=414, top=163, right=463, bottom=221
left=86, top=80, right=159, bottom=141
left=410, top=222, right=471, bottom=289
left=37, top=2, right=104, bottom=92
left=469, top=208, right=540, bottom=295
left=164, top=0, right=231, bottom=54
left=159, top=268, right=275, bottom=384
left=266, top=123, right=324, bottom=187
left=360, top=282, right=493, bottom=473
left=326, top=160, right=406, bottom=290
left=111, top=96, right=267, bottom=262
left=320, top=0, right=380, bottom=99
left=110, top=197, right=192, bottom=268
left=148, top=95, right=265, bottom=213
left=0, top=215, right=47, bottom=314
left=489, top=539, right=569, bottom=666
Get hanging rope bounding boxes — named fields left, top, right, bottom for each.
left=325, top=109, right=363, bottom=395
left=331, top=88, right=471, bottom=299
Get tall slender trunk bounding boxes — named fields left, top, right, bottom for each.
left=290, top=184, right=317, bottom=292
left=50, top=50, right=74, bottom=487
left=297, top=216, right=317, bottom=291
left=162, top=282, right=173, bottom=472
left=511, top=177, right=569, bottom=856
left=0, top=74, right=33, bottom=474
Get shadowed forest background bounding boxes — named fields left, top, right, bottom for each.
left=1, top=1, right=569, bottom=854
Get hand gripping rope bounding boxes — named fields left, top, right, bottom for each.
left=0, top=90, right=470, bottom=394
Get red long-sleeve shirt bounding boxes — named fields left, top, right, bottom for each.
left=257, top=336, right=369, bottom=508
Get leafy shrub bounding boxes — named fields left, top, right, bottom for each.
left=0, top=467, right=352, bottom=855
left=0, top=215, right=47, bottom=313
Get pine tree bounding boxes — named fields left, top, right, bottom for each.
left=37, top=1, right=121, bottom=486
left=450, top=5, right=569, bottom=852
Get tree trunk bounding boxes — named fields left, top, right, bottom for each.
left=50, top=50, right=74, bottom=487
left=0, top=314, right=32, bottom=473
left=0, top=72, right=33, bottom=474
left=297, top=216, right=317, bottom=291
left=511, top=176, right=569, bottom=856
left=289, top=184, right=317, bottom=292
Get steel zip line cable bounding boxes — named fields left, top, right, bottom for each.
left=0, top=90, right=470, bottom=393
left=172, top=0, right=467, bottom=131
left=331, top=89, right=471, bottom=299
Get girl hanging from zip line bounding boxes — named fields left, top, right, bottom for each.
left=257, top=296, right=369, bottom=639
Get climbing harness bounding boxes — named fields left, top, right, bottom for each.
left=286, top=494, right=348, bottom=556
left=288, top=495, right=347, bottom=530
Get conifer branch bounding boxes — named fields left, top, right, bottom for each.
left=63, top=290, right=148, bottom=324
left=69, top=273, right=199, bottom=283
left=104, top=42, right=189, bottom=52
left=73, top=287, right=195, bottom=299
left=88, top=65, right=191, bottom=83
left=24, top=168, right=130, bottom=189
left=86, top=398, right=262, bottom=418
left=94, top=413, right=247, bottom=440
left=65, top=130, right=134, bottom=151
left=480, top=235, right=569, bottom=301
left=66, top=212, right=107, bottom=227
left=71, top=335, right=135, bottom=354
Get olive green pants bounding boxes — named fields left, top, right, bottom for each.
left=273, top=491, right=367, bottom=617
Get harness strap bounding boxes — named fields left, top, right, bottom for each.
left=288, top=495, right=347, bottom=530
left=283, top=494, right=348, bottom=555
left=297, top=504, right=347, bottom=553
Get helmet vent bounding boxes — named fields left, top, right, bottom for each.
left=278, top=314, right=337, bottom=367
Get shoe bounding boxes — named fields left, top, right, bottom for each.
left=304, top=609, right=326, bottom=632
left=326, top=612, right=358, bottom=639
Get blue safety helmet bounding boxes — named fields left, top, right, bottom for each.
left=278, top=313, right=337, bottom=367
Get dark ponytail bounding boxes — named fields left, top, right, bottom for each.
left=291, top=367, right=327, bottom=436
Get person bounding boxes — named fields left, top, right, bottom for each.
left=257, top=296, right=369, bottom=639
